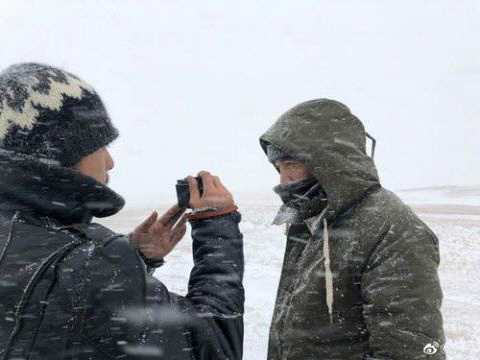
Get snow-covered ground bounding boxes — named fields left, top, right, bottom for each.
left=99, top=186, right=480, bottom=359
left=398, top=186, right=480, bottom=207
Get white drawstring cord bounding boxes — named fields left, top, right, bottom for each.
left=323, top=218, right=334, bottom=323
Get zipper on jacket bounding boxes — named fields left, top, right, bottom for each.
left=275, top=208, right=329, bottom=358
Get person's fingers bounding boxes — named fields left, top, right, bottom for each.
left=187, top=176, right=201, bottom=204
left=197, top=170, right=210, bottom=177
left=171, top=224, right=187, bottom=244
left=213, top=177, right=234, bottom=204
left=212, top=176, right=221, bottom=188
left=172, top=214, right=188, bottom=230
left=168, top=207, right=186, bottom=227
left=171, top=214, right=187, bottom=235
left=198, top=170, right=215, bottom=193
left=171, top=221, right=187, bottom=244
left=157, top=205, right=183, bottom=226
left=213, top=176, right=229, bottom=192
left=135, top=211, right=158, bottom=233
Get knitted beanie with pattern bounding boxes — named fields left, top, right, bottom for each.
left=0, top=63, right=118, bottom=167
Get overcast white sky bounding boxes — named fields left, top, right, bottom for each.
left=1, top=1, right=478, bottom=207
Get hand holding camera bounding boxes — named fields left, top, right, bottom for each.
left=131, top=171, right=236, bottom=261
left=184, top=171, right=235, bottom=210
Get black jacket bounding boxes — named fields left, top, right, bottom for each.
left=0, top=149, right=244, bottom=360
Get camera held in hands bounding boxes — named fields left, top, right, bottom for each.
left=176, top=177, right=204, bottom=208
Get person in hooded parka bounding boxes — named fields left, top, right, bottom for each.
left=0, top=63, right=244, bottom=360
left=260, top=99, right=445, bottom=359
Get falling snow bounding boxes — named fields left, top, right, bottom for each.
left=99, top=187, right=480, bottom=359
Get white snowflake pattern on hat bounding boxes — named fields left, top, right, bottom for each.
left=0, top=63, right=94, bottom=140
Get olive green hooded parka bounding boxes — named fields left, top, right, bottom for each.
left=260, top=99, right=445, bottom=360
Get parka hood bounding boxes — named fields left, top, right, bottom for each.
left=260, top=98, right=381, bottom=219
left=0, top=148, right=125, bottom=224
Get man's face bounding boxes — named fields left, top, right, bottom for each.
left=275, top=160, right=312, bottom=185
left=72, top=147, right=114, bottom=185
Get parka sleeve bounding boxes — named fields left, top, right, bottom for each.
left=182, top=211, right=245, bottom=360
left=360, top=220, right=446, bottom=359
left=143, top=211, right=245, bottom=360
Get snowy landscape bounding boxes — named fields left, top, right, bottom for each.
left=0, top=1, right=478, bottom=358
left=98, top=185, right=480, bottom=360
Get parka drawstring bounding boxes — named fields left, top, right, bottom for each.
left=323, top=218, right=334, bottom=324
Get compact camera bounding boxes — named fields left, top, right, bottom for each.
left=176, top=177, right=204, bottom=208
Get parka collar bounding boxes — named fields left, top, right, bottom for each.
left=0, top=148, right=125, bottom=225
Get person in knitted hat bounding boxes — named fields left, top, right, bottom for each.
left=0, top=63, right=244, bottom=359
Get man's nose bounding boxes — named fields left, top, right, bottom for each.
left=106, top=151, right=115, bottom=170
left=280, top=172, right=291, bottom=185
